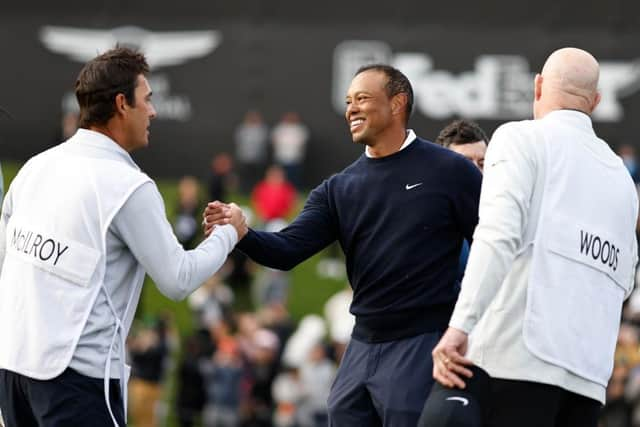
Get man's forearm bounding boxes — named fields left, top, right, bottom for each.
left=237, top=227, right=325, bottom=271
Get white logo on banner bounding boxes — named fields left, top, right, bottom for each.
left=332, top=40, right=640, bottom=122
left=40, top=26, right=222, bottom=121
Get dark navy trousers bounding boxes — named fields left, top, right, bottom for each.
left=328, top=331, right=441, bottom=427
left=0, top=368, right=124, bottom=427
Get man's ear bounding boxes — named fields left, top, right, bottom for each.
left=534, top=74, right=543, bottom=101
left=114, top=93, right=128, bottom=116
left=591, top=92, right=601, bottom=114
left=391, top=93, right=407, bottom=116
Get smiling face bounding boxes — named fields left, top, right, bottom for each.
left=122, top=74, right=156, bottom=151
left=345, top=70, right=396, bottom=146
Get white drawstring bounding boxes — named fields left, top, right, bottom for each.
left=101, top=276, right=139, bottom=427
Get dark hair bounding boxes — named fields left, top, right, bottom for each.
left=355, top=64, right=414, bottom=125
left=75, top=47, right=149, bottom=128
left=435, top=119, right=488, bottom=148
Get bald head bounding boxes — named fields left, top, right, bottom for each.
left=534, top=48, right=601, bottom=118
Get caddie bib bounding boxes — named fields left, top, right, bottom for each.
left=524, top=117, right=638, bottom=387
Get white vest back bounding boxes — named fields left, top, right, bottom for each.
left=0, top=138, right=150, bottom=380
left=524, top=115, right=638, bottom=387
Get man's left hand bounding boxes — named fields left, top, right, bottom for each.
left=432, top=327, right=474, bottom=389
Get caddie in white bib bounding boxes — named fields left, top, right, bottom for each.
left=524, top=119, right=638, bottom=387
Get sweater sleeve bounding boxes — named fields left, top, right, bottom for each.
left=451, top=157, right=482, bottom=243
left=237, top=180, right=338, bottom=270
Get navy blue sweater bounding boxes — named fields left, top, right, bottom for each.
left=238, top=138, right=482, bottom=342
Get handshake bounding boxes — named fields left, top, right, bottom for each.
left=202, top=201, right=248, bottom=240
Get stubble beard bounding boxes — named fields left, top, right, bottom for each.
left=351, top=130, right=372, bottom=146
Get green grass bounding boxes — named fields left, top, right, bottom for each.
left=1, top=161, right=20, bottom=189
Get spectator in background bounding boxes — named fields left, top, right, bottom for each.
left=252, top=220, right=292, bottom=309
left=618, top=143, right=640, bottom=184
left=176, top=336, right=207, bottom=427
left=273, top=315, right=330, bottom=427
left=271, top=112, right=309, bottom=190
left=323, top=286, right=355, bottom=365
left=435, top=119, right=489, bottom=280
left=600, top=326, right=636, bottom=427
left=174, top=176, right=202, bottom=250
left=128, top=317, right=171, bottom=427
left=188, top=274, right=235, bottom=334
left=435, top=119, right=489, bottom=172
left=297, top=343, right=335, bottom=427
left=235, top=110, right=269, bottom=194
left=209, top=152, right=235, bottom=203
left=258, top=302, right=296, bottom=364
left=201, top=337, right=244, bottom=427
left=600, top=364, right=633, bottom=427
left=614, top=324, right=640, bottom=426
left=236, top=314, right=281, bottom=426
left=251, top=165, right=297, bottom=224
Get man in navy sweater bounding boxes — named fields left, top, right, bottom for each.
left=204, top=64, right=482, bottom=426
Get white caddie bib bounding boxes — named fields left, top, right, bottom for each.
left=524, top=117, right=638, bottom=387
left=0, top=134, right=151, bottom=425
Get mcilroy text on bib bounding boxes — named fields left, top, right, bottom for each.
left=6, top=220, right=100, bottom=287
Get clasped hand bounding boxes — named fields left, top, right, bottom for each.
left=202, top=201, right=248, bottom=240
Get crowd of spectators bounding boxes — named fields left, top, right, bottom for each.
left=127, top=227, right=350, bottom=427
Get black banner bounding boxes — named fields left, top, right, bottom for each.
left=2, top=1, right=640, bottom=187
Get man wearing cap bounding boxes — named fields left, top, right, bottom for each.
left=0, top=47, right=247, bottom=427
left=429, top=47, right=639, bottom=426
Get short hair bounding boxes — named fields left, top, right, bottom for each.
left=75, top=47, right=149, bottom=128
left=435, top=119, right=488, bottom=148
left=355, top=64, right=414, bottom=125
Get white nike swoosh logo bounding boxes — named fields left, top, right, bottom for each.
left=446, top=396, right=469, bottom=406
left=405, top=183, right=423, bottom=190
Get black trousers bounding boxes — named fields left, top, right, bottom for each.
left=485, top=378, right=601, bottom=427
left=0, top=368, right=124, bottom=427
